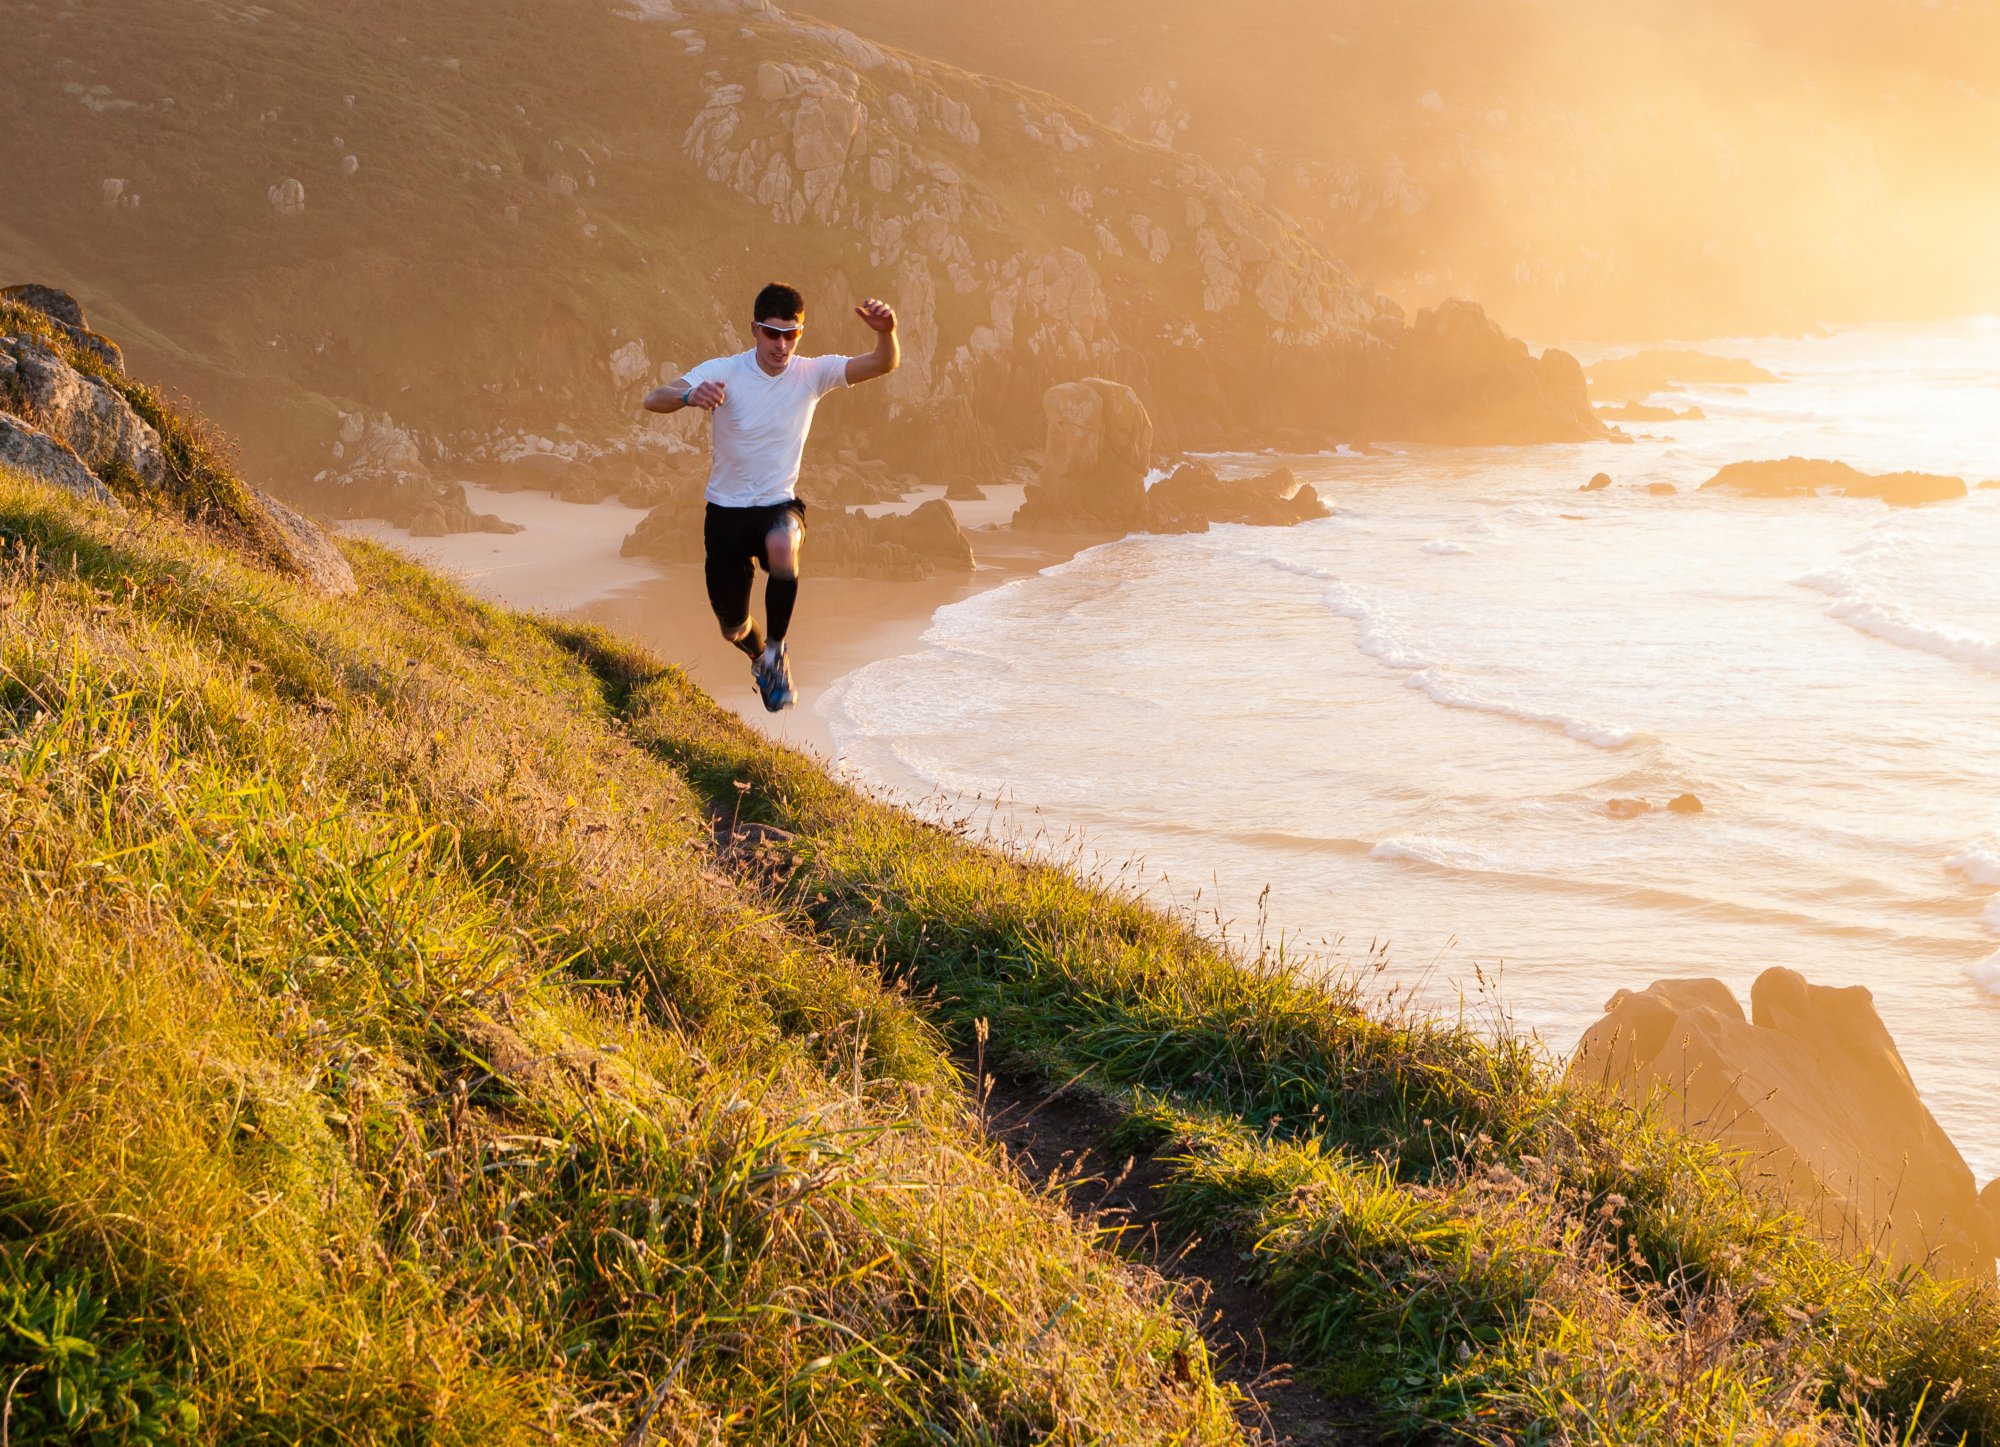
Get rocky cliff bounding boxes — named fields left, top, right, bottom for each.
left=0, top=0, right=1596, bottom=532
left=1571, top=969, right=2000, bottom=1281
left=0, top=285, right=356, bottom=595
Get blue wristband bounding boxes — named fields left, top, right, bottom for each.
left=681, top=387, right=694, bottom=406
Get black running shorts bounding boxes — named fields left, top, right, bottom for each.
left=703, top=498, right=807, bottom=628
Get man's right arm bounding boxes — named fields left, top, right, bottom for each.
left=643, top=375, right=726, bottom=413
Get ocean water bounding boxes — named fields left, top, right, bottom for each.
left=821, top=317, right=2000, bottom=1181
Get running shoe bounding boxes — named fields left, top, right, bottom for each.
left=752, top=642, right=795, bottom=712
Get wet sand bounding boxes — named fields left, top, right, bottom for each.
left=344, top=481, right=1089, bottom=761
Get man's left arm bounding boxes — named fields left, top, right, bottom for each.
left=843, top=299, right=899, bottom=386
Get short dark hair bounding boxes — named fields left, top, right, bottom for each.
left=753, top=282, right=805, bottom=324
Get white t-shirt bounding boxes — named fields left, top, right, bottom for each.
left=680, top=349, right=851, bottom=507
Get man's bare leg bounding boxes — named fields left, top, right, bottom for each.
left=722, top=617, right=765, bottom=660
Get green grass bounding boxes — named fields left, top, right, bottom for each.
left=2, top=389, right=1997, bottom=1441
left=0, top=468, right=1238, bottom=1443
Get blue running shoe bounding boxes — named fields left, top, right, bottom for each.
left=752, top=642, right=795, bottom=712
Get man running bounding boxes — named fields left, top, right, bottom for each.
left=644, top=283, right=899, bottom=711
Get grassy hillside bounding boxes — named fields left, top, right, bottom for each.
left=3, top=377, right=1997, bottom=1442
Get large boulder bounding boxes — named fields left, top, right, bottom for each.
left=1011, top=378, right=1154, bottom=532
left=872, top=497, right=974, bottom=571
left=1, top=284, right=124, bottom=370
left=1368, top=299, right=1603, bottom=445
left=1139, top=460, right=1327, bottom=534
left=252, top=489, right=357, bottom=597
left=0, top=334, right=166, bottom=488
left=1570, top=968, right=1997, bottom=1280
left=0, top=413, right=122, bottom=506
left=1701, top=457, right=1966, bottom=507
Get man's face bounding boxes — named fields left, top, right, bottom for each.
left=753, top=316, right=803, bottom=373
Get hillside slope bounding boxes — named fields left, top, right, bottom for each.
left=2, top=312, right=1997, bottom=1443
left=0, top=0, right=1595, bottom=529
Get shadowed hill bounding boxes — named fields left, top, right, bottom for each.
left=0, top=0, right=1596, bottom=531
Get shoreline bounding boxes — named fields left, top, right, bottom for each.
left=343, top=480, right=1101, bottom=759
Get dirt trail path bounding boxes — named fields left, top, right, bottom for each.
left=710, top=815, right=1383, bottom=1446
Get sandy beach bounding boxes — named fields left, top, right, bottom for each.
left=342, top=480, right=1077, bottom=758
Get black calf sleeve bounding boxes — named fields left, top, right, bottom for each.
left=766, top=575, right=798, bottom=644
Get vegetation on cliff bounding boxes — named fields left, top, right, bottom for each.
left=1, top=375, right=1996, bottom=1443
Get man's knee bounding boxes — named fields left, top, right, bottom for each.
left=719, top=616, right=752, bottom=641
left=766, top=521, right=803, bottom=578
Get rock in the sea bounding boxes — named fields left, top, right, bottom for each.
left=1666, top=792, right=1704, bottom=814
left=1012, top=378, right=1154, bottom=531
left=1571, top=968, right=1998, bottom=1280
left=0, top=333, right=165, bottom=488
left=1596, top=401, right=1706, bottom=422
left=268, top=178, right=307, bottom=216
left=0, top=412, right=121, bottom=506
left=1701, top=457, right=1966, bottom=508
left=1588, top=349, right=1779, bottom=403
left=1140, top=460, right=1326, bottom=534
left=1364, top=299, right=1603, bottom=445
left=1647, top=482, right=1678, bottom=496
left=2, top=284, right=124, bottom=369
left=1605, top=797, right=1651, bottom=819
left=251, top=489, right=357, bottom=596
left=871, top=497, right=974, bottom=572
left=1581, top=472, right=1611, bottom=492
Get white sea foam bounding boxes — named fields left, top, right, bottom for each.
left=1796, top=555, right=2000, bottom=676
left=1422, top=540, right=1473, bottom=555
left=1947, top=841, right=2000, bottom=887
left=1317, top=582, right=1636, bottom=748
left=1255, top=555, right=1341, bottom=581
left=1319, top=581, right=1430, bottom=669
left=1982, top=897, right=2000, bottom=932
left=1972, top=950, right=2000, bottom=998
left=1369, top=837, right=1500, bottom=873
left=1405, top=670, right=1638, bottom=748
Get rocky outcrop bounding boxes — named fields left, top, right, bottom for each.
left=1139, top=460, right=1326, bottom=534
left=254, top=489, right=357, bottom=597
left=0, top=412, right=121, bottom=506
left=1, top=284, right=123, bottom=369
left=1598, top=401, right=1705, bottom=422
left=1011, top=379, right=1154, bottom=531
left=1364, top=300, right=1602, bottom=445
left=1571, top=968, right=1997, bottom=1280
left=321, top=409, right=521, bottom=535
left=3, top=287, right=355, bottom=594
left=1581, top=472, right=1611, bottom=492
left=1701, top=458, right=1966, bottom=507
left=0, top=334, right=166, bottom=489
left=810, top=499, right=974, bottom=579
